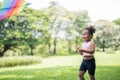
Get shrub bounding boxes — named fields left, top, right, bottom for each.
left=0, top=56, right=42, bottom=68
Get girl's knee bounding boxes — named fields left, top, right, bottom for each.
left=89, top=75, right=95, bottom=80
left=78, top=71, right=85, bottom=77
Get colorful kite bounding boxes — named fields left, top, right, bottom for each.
left=0, top=0, right=30, bottom=20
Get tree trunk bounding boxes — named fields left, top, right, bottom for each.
left=0, top=52, right=4, bottom=57
left=0, top=44, right=11, bottom=57
left=48, top=42, right=51, bottom=53
left=68, top=40, right=71, bottom=51
left=102, top=40, right=105, bottom=52
left=53, top=37, right=57, bottom=54
left=30, top=45, right=33, bottom=55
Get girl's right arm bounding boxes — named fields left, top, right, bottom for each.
left=77, top=48, right=83, bottom=55
left=75, top=46, right=83, bottom=55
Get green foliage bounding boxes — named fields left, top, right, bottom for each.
left=113, top=18, right=120, bottom=25
left=94, top=20, right=120, bottom=51
left=3, top=1, right=120, bottom=57
left=0, top=1, right=91, bottom=56
left=0, top=56, right=42, bottom=68
left=0, top=7, right=50, bottom=56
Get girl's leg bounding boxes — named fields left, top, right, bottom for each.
left=89, top=75, right=95, bottom=80
left=87, top=58, right=96, bottom=80
left=78, top=71, right=86, bottom=80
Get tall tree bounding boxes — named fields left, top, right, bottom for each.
left=43, top=1, right=70, bottom=54
left=74, top=10, right=91, bottom=45
left=0, top=7, right=49, bottom=56
left=94, top=20, right=119, bottom=51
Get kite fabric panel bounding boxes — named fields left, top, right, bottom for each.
left=0, top=0, right=25, bottom=20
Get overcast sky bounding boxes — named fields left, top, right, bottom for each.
left=1, top=0, right=120, bottom=22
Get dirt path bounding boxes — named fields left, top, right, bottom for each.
left=40, top=55, right=81, bottom=68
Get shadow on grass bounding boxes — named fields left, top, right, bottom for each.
left=0, top=66, right=120, bottom=80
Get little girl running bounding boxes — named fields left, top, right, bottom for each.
left=75, top=25, right=96, bottom=80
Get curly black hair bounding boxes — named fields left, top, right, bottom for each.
left=84, top=25, right=96, bottom=36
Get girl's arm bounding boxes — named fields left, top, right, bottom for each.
left=77, top=48, right=83, bottom=55
left=75, top=46, right=83, bottom=55
left=79, top=42, right=95, bottom=54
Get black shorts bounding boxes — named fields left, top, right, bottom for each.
left=79, top=58, right=96, bottom=75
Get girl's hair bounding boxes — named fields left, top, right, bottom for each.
left=84, top=25, right=96, bottom=36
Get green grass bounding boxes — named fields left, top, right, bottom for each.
left=0, top=51, right=120, bottom=80
left=0, top=66, right=120, bottom=80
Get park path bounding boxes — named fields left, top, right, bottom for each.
left=39, top=55, right=81, bottom=68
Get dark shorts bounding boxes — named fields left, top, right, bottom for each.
left=79, top=58, right=96, bottom=75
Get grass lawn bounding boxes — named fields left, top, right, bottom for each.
left=0, top=51, right=120, bottom=80
left=0, top=66, right=120, bottom=80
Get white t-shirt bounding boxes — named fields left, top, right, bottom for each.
left=82, top=41, right=94, bottom=57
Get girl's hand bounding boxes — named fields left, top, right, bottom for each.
left=75, top=46, right=83, bottom=55
left=75, top=46, right=82, bottom=51
left=78, top=48, right=83, bottom=52
left=75, top=46, right=80, bottom=49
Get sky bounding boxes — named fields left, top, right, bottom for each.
left=0, top=0, right=120, bottom=22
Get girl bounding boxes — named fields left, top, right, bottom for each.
left=75, top=25, right=96, bottom=80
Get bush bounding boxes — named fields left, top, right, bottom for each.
left=0, top=56, right=42, bottom=68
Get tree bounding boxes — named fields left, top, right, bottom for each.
left=74, top=10, right=91, bottom=45
left=42, top=1, right=91, bottom=54
left=0, top=7, right=50, bottom=56
left=43, top=1, right=70, bottom=54
left=94, top=20, right=119, bottom=51
left=15, top=7, right=50, bottom=55
left=0, top=18, right=17, bottom=56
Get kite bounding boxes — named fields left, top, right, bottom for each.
left=0, top=0, right=31, bottom=20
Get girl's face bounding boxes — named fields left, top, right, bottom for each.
left=82, top=30, right=92, bottom=42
